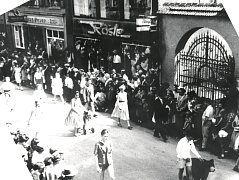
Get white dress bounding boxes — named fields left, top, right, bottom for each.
left=65, top=98, right=84, bottom=128
left=111, top=91, right=129, bottom=121
left=14, top=67, right=22, bottom=83
left=51, top=77, right=63, bottom=95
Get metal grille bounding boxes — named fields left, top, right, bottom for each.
left=175, top=31, right=235, bottom=101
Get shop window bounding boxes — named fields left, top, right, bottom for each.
left=74, top=0, right=97, bottom=17
left=46, top=29, right=64, bottom=63
left=125, top=0, right=152, bottom=20
left=14, top=25, right=25, bottom=49
left=100, top=0, right=122, bottom=19
left=59, top=31, right=64, bottom=39
left=122, top=43, right=154, bottom=79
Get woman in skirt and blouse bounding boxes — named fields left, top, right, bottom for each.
left=65, top=91, right=86, bottom=136
left=111, top=84, right=133, bottom=130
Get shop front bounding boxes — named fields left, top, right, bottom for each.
left=73, top=18, right=159, bottom=79
left=7, top=13, right=65, bottom=64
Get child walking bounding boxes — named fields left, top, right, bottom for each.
left=94, top=129, right=115, bottom=180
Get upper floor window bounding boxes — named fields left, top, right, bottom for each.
left=48, top=0, right=65, bottom=8
left=125, top=0, right=152, bottom=20
left=73, top=0, right=155, bottom=20
left=25, top=0, right=65, bottom=8
left=100, top=0, right=122, bottom=19
left=74, top=0, right=97, bottom=17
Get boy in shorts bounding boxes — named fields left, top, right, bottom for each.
left=176, top=130, right=202, bottom=180
left=94, top=129, right=115, bottom=180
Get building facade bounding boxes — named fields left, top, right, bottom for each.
left=157, top=0, right=239, bottom=104
left=4, top=0, right=72, bottom=64
left=71, top=0, right=159, bottom=77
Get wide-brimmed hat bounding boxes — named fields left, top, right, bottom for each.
left=62, top=165, right=78, bottom=177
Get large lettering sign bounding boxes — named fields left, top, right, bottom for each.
left=26, top=15, right=64, bottom=28
left=74, top=19, right=133, bottom=38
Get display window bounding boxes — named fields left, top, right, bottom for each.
left=46, top=29, right=64, bottom=63
left=13, top=25, right=25, bottom=49
left=122, top=43, right=152, bottom=79
left=74, top=36, right=156, bottom=79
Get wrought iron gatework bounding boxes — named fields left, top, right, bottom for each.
left=175, top=30, right=235, bottom=101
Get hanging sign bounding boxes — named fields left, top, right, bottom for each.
left=136, top=16, right=157, bottom=32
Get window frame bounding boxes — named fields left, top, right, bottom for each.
left=73, top=0, right=99, bottom=18
left=73, top=0, right=155, bottom=21
left=13, top=25, right=25, bottom=49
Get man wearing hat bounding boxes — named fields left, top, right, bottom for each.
left=70, top=68, right=81, bottom=94
left=152, top=89, right=168, bottom=141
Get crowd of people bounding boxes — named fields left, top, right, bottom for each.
left=6, top=125, right=78, bottom=180
left=1, top=39, right=239, bottom=178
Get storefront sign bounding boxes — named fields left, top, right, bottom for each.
left=74, top=20, right=132, bottom=38
left=136, top=16, right=157, bottom=32
left=26, top=15, right=64, bottom=28
left=136, top=18, right=151, bottom=26
left=8, top=16, right=27, bottom=23
left=136, top=26, right=151, bottom=32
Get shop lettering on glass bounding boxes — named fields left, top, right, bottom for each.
left=81, top=21, right=131, bottom=38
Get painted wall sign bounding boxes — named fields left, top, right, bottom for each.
left=26, top=15, right=64, bottom=28
left=74, top=19, right=132, bottom=38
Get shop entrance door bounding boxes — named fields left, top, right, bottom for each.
left=28, top=27, right=44, bottom=53
left=99, top=38, right=121, bottom=72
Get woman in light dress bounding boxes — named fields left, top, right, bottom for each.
left=65, top=91, right=86, bottom=136
left=13, top=63, right=23, bottom=90
left=111, top=84, right=133, bottom=130
left=51, top=73, right=65, bottom=103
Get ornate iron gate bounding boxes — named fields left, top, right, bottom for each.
left=175, top=29, right=235, bottom=101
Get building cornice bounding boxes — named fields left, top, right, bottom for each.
left=157, top=3, right=227, bottom=17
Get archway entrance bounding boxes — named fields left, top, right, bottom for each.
left=174, top=28, right=235, bottom=101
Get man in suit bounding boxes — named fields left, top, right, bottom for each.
left=175, top=87, right=188, bottom=138
left=153, top=90, right=169, bottom=142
